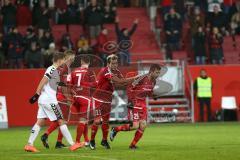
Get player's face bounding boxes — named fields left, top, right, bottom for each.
left=109, top=59, right=118, bottom=70
left=152, top=69, right=161, bottom=80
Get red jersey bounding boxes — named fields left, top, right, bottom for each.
left=131, top=75, right=156, bottom=100
left=93, top=67, right=123, bottom=102
left=68, top=66, right=96, bottom=97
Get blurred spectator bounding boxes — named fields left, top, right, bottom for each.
left=54, top=0, right=68, bottom=24
left=209, top=27, right=224, bottom=64
left=16, top=0, right=32, bottom=26
left=23, top=26, right=38, bottom=51
left=43, top=42, right=55, bottom=67
left=4, top=27, right=24, bottom=69
left=1, top=0, right=17, bottom=34
left=161, top=0, right=173, bottom=15
left=189, top=7, right=205, bottom=42
left=66, top=0, right=81, bottom=24
left=41, top=29, right=54, bottom=50
left=223, top=0, right=235, bottom=14
left=230, top=11, right=240, bottom=35
left=229, top=0, right=240, bottom=17
left=193, top=26, right=206, bottom=65
left=103, top=0, right=117, bottom=23
left=96, top=28, right=109, bottom=63
left=115, top=17, right=138, bottom=65
left=25, top=41, right=44, bottom=68
left=207, top=0, right=223, bottom=13
left=32, top=0, right=50, bottom=29
left=164, top=7, right=182, bottom=59
left=37, top=0, right=50, bottom=29
left=84, top=0, right=104, bottom=40
left=77, top=35, right=90, bottom=54
left=206, top=5, right=226, bottom=34
left=37, top=28, right=45, bottom=50
left=61, top=33, right=74, bottom=50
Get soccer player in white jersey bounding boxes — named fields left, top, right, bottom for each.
left=24, top=52, right=84, bottom=152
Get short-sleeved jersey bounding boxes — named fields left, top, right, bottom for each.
left=38, top=65, right=60, bottom=104
left=131, top=75, right=156, bottom=100
left=93, top=67, right=123, bottom=102
left=68, top=67, right=96, bottom=97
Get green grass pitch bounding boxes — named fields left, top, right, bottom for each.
left=0, top=122, right=240, bottom=160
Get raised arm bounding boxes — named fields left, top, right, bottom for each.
left=115, top=17, right=121, bottom=35
left=129, top=18, right=138, bottom=36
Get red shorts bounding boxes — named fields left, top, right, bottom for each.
left=132, top=99, right=148, bottom=122
left=92, top=98, right=111, bottom=121
left=71, top=96, right=91, bottom=119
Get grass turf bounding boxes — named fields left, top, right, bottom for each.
left=0, top=122, right=240, bottom=160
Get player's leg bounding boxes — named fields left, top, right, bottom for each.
left=100, top=103, right=111, bottom=149
left=55, top=128, right=65, bottom=149
left=24, top=105, right=47, bottom=152
left=44, top=103, right=84, bottom=151
left=89, top=99, right=101, bottom=150
left=110, top=108, right=140, bottom=141
left=129, top=107, right=148, bottom=149
left=129, top=120, right=147, bottom=149
left=75, top=97, right=89, bottom=144
left=83, top=123, right=90, bottom=146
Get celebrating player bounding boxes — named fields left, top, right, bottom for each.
left=24, top=52, right=83, bottom=152
left=67, top=55, right=96, bottom=146
left=89, top=54, right=138, bottom=150
left=110, top=64, right=161, bottom=149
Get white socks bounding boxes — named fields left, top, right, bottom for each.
left=28, top=124, right=41, bottom=146
left=60, top=124, right=74, bottom=146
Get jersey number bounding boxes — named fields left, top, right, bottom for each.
left=76, top=73, right=82, bottom=87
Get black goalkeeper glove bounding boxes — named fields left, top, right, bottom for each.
left=29, top=93, right=39, bottom=104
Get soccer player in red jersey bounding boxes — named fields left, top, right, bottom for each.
left=67, top=55, right=97, bottom=147
left=110, top=64, right=161, bottom=149
left=89, top=54, right=138, bottom=150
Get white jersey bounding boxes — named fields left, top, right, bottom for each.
left=38, top=65, right=60, bottom=104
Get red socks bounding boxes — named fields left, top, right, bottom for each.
left=76, top=123, right=85, bottom=143
left=130, top=129, right=144, bottom=146
left=45, top=121, right=58, bottom=135
left=84, top=124, right=89, bottom=142
left=91, top=124, right=99, bottom=141
left=57, top=128, right=63, bottom=142
left=115, top=124, right=130, bottom=132
left=101, top=123, right=109, bottom=141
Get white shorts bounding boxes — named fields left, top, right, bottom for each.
left=37, top=103, right=63, bottom=121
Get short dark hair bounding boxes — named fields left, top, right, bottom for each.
left=107, top=54, right=118, bottom=64
left=81, top=55, right=90, bottom=64
left=149, top=64, right=161, bottom=72
left=52, top=52, right=65, bottom=62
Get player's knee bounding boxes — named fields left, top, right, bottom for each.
left=132, top=122, right=140, bottom=130
left=57, top=119, right=65, bottom=126
left=139, top=121, right=147, bottom=131
left=36, top=119, right=45, bottom=127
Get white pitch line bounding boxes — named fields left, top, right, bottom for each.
left=22, top=153, right=119, bottom=160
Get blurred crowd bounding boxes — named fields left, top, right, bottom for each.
left=152, top=0, right=240, bottom=64
left=0, top=0, right=120, bottom=69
